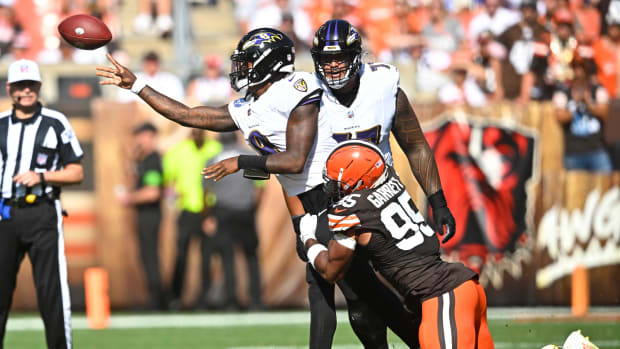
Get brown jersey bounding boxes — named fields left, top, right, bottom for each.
left=328, top=167, right=477, bottom=302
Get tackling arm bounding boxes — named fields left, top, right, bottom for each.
left=305, top=236, right=356, bottom=283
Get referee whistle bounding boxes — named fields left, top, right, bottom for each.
left=25, top=194, right=36, bottom=204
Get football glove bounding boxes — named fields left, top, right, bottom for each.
left=429, top=189, right=456, bottom=244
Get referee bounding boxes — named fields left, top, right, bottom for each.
left=0, top=59, right=84, bottom=349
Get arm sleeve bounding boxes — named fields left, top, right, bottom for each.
left=57, top=119, right=84, bottom=166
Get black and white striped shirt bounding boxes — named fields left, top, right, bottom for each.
left=0, top=103, right=83, bottom=198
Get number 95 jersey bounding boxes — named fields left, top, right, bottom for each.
left=328, top=167, right=477, bottom=302
left=320, top=63, right=400, bottom=165
left=228, top=72, right=337, bottom=196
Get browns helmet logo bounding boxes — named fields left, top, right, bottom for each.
left=424, top=116, right=538, bottom=288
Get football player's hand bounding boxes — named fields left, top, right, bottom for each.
left=96, top=53, right=137, bottom=89
left=299, top=213, right=317, bottom=245
left=202, top=157, right=239, bottom=181
left=433, top=206, right=455, bottom=243
left=428, top=190, right=456, bottom=244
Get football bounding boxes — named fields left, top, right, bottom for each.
left=58, top=14, right=112, bottom=50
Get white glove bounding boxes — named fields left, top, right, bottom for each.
left=299, top=213, right=318, bottom=245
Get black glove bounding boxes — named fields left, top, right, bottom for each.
left=428, top=190, right=455, bottom=243
left=292, top=215, right=308, bottom=262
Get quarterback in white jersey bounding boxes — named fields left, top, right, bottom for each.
left=319, top=62, right=399, bottom=166
left=228, top=71, right=336, bottom=196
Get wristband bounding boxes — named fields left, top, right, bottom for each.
left=131, top=77, right=147, bottom=94
left=307, top=244, right=327, bottom=270
left=39, top=172, right=46, bottom=186
left=237, top=155, right=268, bottom=173
left=428, top=189, right=447, bottom=209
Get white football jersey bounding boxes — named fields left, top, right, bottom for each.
left=228, top=72, right=337, bottom=196
left=319, top=63, right=400, bottom=165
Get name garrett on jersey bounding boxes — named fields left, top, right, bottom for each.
left=367, top=177, right=404, bottom=208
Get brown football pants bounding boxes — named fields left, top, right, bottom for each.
left=419, top=279, right=494, bottom=349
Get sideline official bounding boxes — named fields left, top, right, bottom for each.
left=0, top=59, right=84, bottom=349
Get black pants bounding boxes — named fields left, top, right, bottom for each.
left=299, top=187, right=421, bottom=349
left=136, top=209, right=163, bottom=309
left=170, top=210, right=213, bottom=303
left=211, top=207, right=262, bottom=308
left=0, top=200, right=72, bottom=349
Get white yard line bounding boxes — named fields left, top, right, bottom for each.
left=6, top=307, right=620, bottom=331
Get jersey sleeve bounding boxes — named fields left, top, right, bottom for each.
left=328, top=200, right=363, bottom=232
left=56, top=115, right=84, bottom=166
left=227, top=98, right=249, bottom=129
left=366, top=63, right=400, bottom=97
left=328, top=211, right=361, bottom=232
left=273, top=72, right=323, bottom=114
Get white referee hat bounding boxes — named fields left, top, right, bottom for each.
left=7, top=59, right=41, bottom=84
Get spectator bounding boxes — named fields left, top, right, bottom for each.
left=553, top=58, right=613, bottom=172
left=0, top=4, right=15, bottom=58
left=469, top=0, right=520, bottom=45
left=203, top=132, right=265, bottom=311
left=116, top=122, right=165, bottom=310
left=414, top=0, right=467, bottom=96
left=496, top=0, right=551, bottom=103
left=385, top=0, right=427, bottom=63
left=571, top=0, right=601, bottom=43
left=593, top=6, right=620, bottom=97
left=470, top=30, right=505, bottom=100
left=117, top=51, right=184, bottom=103
left=187, top=55, right=233, bottom=106
left=438, top=64, right=489, bottom=107
left=548, top=8, right=578, bottom=86
left=247, top=0, right=312, bottom=44
left=163, top=129, right=222, bottom=310
left=133, top=0, right=173, bottom=37
left=422, top=0, right=465, bottom=54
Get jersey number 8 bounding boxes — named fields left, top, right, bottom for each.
left=381, top=191, right=435, bottom=250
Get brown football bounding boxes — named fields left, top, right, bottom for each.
left=58, top=14, right=112, bottom=50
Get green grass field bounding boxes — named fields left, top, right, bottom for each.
left=4, top=309, right=619, bottom=348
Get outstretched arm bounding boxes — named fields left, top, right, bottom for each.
left=202, top=101, right=319, bottom=181
left=391, top=88, right=455, bottom=243
left=96, top=53, right=237, bottom=131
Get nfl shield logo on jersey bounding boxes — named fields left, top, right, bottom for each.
left=347, top=110, right=354, bottom=118
left=294, top=79, right=307, bottom=92
left=37, top=153, right=48, bottom=166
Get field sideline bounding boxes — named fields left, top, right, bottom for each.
left=5, top=307, right=620, bottom=348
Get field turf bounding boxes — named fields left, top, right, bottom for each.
left=4, top=309, right=619, bottom=348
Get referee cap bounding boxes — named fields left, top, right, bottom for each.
left=7, top=59, right=41, bottom=84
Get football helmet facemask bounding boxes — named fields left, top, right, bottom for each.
left=311, top=19, right=362, bottom=90
left=323, top=140, right=388, bottom=203
left=230, top=28, right=295, bottom=92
